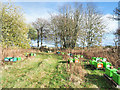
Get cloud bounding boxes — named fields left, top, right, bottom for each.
left=102, top=14, right=118, bottom=33
left=23, top=7, right=58, bottom=24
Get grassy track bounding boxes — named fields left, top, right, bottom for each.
left=1, top=53, right=73, bottom=88
left=1, top=52, right=117, bottom=88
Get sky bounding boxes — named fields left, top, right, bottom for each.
left=2, top=0, right=119, bottom=47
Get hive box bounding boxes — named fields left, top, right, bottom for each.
left=17, top=57, right=21, bottom=61
left=57, top=52, right=61, bottom=54
left=105, top=68, right=117, bottom=77
left=94, top=62, right=103, bottom=69
left=89, top=60, right=92, bottom=64
left=81, top=55, right=83, bottom=58
left=113, top=71, right=120, bottom=85
left=13, top=57, right=17, bottom=62
left=118, top=67, right=120, bottom=70
left=92, top=57, right=96, bottom=60
left=75, top=58, right=79, bottom=63
left=34, top=53, right=36, bottom=56
left=4, top=57, right=12, bottom=61
left=103, top=58, right=107, bottom=62
left=31, top=53, right=34, bottom=56
left=61, top=52, right=65, bottom=55
left=103, top=62, right=112, bottom=68
left=96, top=57, right=100, bottom=62
left=91, top=60, right=96, bottom=66
left=68, top=58, right=74, bottom=63
left=25, top=53, right=29, bottom=57
left=77, top=55, right=80, bottom=58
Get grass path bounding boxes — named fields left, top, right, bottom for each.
left=1, top=52, right=117, bottom=88
left=1, top=53, right=74, bottom=88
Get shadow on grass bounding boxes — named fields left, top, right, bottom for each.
left=84, top=64, right=96, bottom=70
left=58, top=61, right=68, bottom=63
left=84, top=73, right=115, bottom=89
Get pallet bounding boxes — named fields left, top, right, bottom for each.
left=104, top=74, right=120, bottom=88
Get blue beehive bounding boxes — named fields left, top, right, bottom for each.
left=13, top=57, right=17, bottom=62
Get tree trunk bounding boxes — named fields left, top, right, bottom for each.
left=41, top=27, right=43, bottom=47
left=37, top=30, right=39, bottom=48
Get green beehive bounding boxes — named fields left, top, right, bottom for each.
left=113, top=71, right=120, bottom=85
left=68, top=58, right=74, bottom=63
left=25, top=53, right=29, bottom=57
left=81, top=55, right=83, bottom=58
left=31, top=53, right=34, bottom=56
left=73, top=55, right=77, bottom=58
left=61, top=52, right=65, bottom=55
left=46, top=51, right=49, bottom=53
left=103, top=58, right=107, bottom=62
left=103, top=62, right=112, bottom=68
left=17, top=57, right=21, bottom=61
left=105, top=68, right=117, bottom=77
left=96, top=57, right=100, bottom=61
left=92, top=57, right=96, bottom=60
left=100, top=57, right=103, bottom=60
left=118, top=67, right=120, bottom=70
left=89, top=60, right=92, bottom=65
left=34, top=53, right=36, bottom=56
left=92, top=60, right=96, bottom=66
left=77, top=55, right=80, bottom=58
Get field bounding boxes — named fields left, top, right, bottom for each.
left=1, top=52, right=116, bottom=88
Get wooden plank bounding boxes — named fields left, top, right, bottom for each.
left=104, top=74, right=120, bottom=88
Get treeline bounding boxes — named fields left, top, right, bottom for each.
left=0, top=2, right=105, bottom=49
left=30, top=3, right=105, bottom=49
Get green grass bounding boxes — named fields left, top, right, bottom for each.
left=1, top=53, right=73, bottom=88
left=82, top=61, right=116, bottom=89
left=1, top=52, right=117, bottom=88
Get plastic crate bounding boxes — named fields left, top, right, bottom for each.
left=105, top=68, right=117, bottom=77
left=113, top=71, right=120, bottom=85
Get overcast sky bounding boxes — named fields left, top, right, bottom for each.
left=2, top=0, right=119, bottom=47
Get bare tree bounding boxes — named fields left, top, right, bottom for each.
left=80, top=4, right=105, bottom=49
left=113, top=1, right=120, bottom=59
left=32, top=18, right=49, bottom=48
